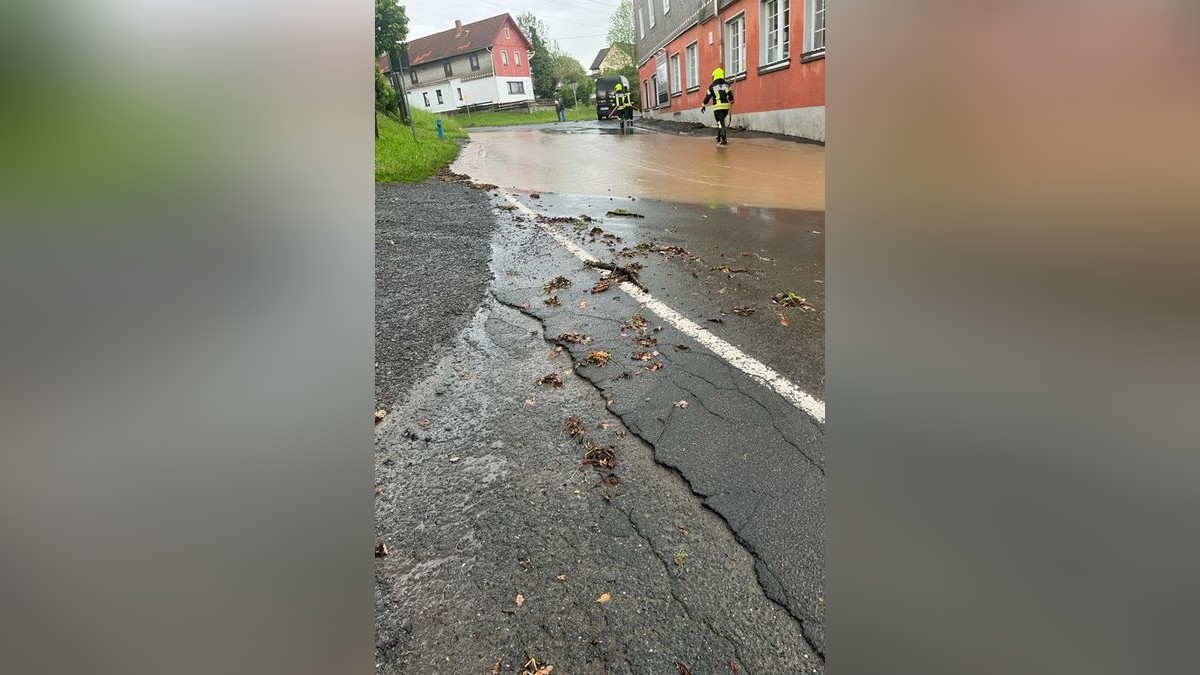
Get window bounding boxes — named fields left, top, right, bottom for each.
left=505, top=27, right=511, bottom=39
left=422, top=92, right=429, bottom=106
left=642, top=80, right=649, bottom=109
left=685, top=42, right=699, bottom=90
left=436, top=89, right=443, bottom=104
left=725, top=13, right=746, bottom=76
left=670, top=53, right=681, bottom=95
left=444, top=62, right=453, bottom=77
left=457, top=87, right=463, bottom=101
left=662, top=0, right=670, bottom=13
left=637, top=9, right=644, bottom=39
left=514, top=50, right=521, bottom=66
left=501, top=50, right=508, bottom=66
left=647, top=1, right=655, bottom=29
left=762, top=0, right=790, bottom=65
left=805, top=0, right=825, bottom=54
left=469, top=54, right=480, bottom=71
left=410, top=69, right=418, bottom=85
left=507, top=81, right=525, bottom=95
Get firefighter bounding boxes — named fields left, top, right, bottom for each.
left=608, top=83, right=634, bottom=132
left=700, top=67, right=734, bottom=145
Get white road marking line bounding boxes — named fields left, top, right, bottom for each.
left=500, top=191, right=826, bottom=425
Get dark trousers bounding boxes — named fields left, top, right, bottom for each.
left=714, top=109, right=729, bottom=141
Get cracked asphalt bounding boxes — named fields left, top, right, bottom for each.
left=376, top=128, right=824, bottom=672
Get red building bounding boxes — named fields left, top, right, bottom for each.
left=384, top=14, right=535, bottom=114
left=634, top=0, right=824, bottom=141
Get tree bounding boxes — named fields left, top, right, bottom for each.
left=375, top=0, right=408, bottom=58
left=553, top=54, right=589, bottom=106
left=517, top=12, right=562, bottom=99
left=607, top=0, right=636, bottom=64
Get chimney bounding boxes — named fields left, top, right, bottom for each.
left=455, top=20, right=463, bottom=36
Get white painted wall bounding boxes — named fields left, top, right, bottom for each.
left=646, top=104, right=825, bottom=143
left=493, top=76, right=534, bottom=104
left=407, top=75, right=533, bottom=112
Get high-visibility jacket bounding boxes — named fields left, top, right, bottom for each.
left=703, top=78, right=734, bottom=111
left=614, top=91, right=633, bottom=109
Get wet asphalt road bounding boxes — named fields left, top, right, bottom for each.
left=375, top=122, right=825, bottom=672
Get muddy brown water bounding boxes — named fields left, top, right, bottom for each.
left=452, top=123, right=825, bottom=212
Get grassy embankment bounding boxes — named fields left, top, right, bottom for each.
left=375, top=109, right=467, bottom=183
left=455, top=104, right=593, bottom=128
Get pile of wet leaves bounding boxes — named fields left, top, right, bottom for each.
left=436, top=167, right=497, bottom=190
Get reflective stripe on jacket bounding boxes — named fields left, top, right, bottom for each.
left=703, top=79, right=734, bottom=111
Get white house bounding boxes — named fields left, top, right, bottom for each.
left=384, top=14, right=535, bottom=114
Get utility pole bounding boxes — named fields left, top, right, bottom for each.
left=390, top=46, right=417, bottom=140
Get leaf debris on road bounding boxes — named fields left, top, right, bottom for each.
left=595, top=592, right=612, bottom=604
left=375, top=541, right=389, bottom=558
left=623, top=311, right=649, bottom=333
left=543, top=295, right=562, bottom=307
left=542, top=276, right=572, bottom=293
left=557, top=332, right=593, bottom=345
left=605, top=208, right=644, bottom=218
left=536, top=373, right=564, bottom=388
left=732, top=306, right=757, bottom=316
left=579, top=350, right=611, bottom=367
left=515, top=594, right=525, bottom=607
left=585, top=259, right=647, bottom=292
left=771, top=291, right=817, bottom=311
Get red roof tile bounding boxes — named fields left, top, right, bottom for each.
left=404, top=14, right=529, bottom=66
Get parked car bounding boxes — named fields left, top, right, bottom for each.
left=594, top=75, right=631, bottom=121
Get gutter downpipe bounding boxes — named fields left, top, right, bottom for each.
left=715, top=0, right=723, bottom=66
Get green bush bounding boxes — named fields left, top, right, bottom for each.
left=375, top=66, right=399, bottom=118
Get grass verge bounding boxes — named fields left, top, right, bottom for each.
left=375, top=110, right=467, bottom=183
left=454, top=105, right=595, bottom=128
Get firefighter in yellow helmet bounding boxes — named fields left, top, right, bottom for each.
left=701, top=67, right=734, bottom=145
left=608, top=82, right=635, bottom=132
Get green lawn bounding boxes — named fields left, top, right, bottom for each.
left=454, top=104, right=594, bottom=128
left=375, top=109, right=468, bottom=183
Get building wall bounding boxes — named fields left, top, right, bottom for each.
left=635, top=0, right=824, bottom=141
left=408, top=74, right=510, bottom=113
left=490, top=18, right=533, bottom=80
left=409, top=50, right=494, bottom=88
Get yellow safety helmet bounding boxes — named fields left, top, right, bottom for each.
left=615, top=83, right=623, bottom=91
left=712, top=67, right=725, bottom=81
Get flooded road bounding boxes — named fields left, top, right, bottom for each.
left=452, top=121, right=824, bottom=212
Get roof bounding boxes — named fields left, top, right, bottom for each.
left=589, top=48, right=610, bottom=72
left=405, top=14, right=528, bottom=66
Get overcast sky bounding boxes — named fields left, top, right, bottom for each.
left=404, top=0, right=621, bottom=69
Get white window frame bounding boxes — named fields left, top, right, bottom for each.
left=761, top=0, right=790, bottom=66
left=507, top=81, right=525, bottom=95
left=436, top=89, right=443, bottom=104
left=804, top=0, right=826, bottom=56
left=422, top=92, right=429, bottom=106
left=725, top=12, right=747, bottom=77
left=662, top=0, right=670, bottom=14
left=501, top=50, right=508, bottom=66
left=505, top=27, right=511, bottom=40
left=469, top=54, right=480, bottom=71
left=647, top=0, right=655, bottom=29
left=637, top=9, right=644, bottom=39
left=514, top=50, right=522, bottom=66
left=670, top=52, right=682, bottom=95
left=685, top=41, right=699, bottom=90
